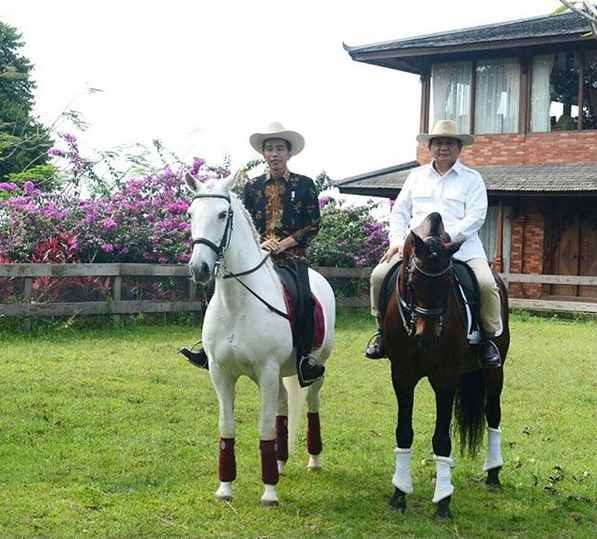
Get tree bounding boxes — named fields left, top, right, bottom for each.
left=0, top=21, right=54, bottom=187
left=556, top=1, right=597, bottom=41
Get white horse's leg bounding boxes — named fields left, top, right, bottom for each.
left=258, top=368, right=281, bottom=506
left=212, top=370, right=237, bottom=502
left=276, top=378, right=289, bottom=475
left=306, top=380, right=323, bottom=470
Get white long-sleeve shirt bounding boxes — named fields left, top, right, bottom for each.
left=389, top=159, right=488, bottom=262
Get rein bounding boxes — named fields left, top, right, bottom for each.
left=396, top=254, right=452, bottom=336
left=190, top=192, right=290, bottom=320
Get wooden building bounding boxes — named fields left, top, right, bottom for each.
left=335, top=9, right=597, bottom=303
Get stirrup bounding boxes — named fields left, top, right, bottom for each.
left=365, top=331, right=385, bottom=359
left=297, top=355, right=325, bottom=388
left=179, top=340, right=209, bottom=370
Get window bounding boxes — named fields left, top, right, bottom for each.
left=431, top=59, right=520, bottom=134
left=474, top=58, right=520, bottom=134
left=531, top=51, right=597, bottom=132
left=431, top=61, right=472, bottom=132
left=430, top=52, right=597, bottom=135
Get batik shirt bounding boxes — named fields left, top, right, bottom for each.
left=243, top=169, right=320, bottom=263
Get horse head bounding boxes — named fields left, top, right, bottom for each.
left=185, top=170, right=240, bottom=284
left=400, top=212, right=464, bottom=347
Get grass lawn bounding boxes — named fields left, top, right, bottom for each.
left=0, top=308, right=594, bottom=538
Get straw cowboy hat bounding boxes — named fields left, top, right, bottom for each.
left=249, top=122, right=305, bottom=155
left=416, top=120, right=474, bottom=147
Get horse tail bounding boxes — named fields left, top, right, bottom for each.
left=453, top=369, right=486, bottom=458
left=284, top=375, right=307, bottom=453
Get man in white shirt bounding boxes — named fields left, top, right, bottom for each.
left=365, top=120, right=502, bottom=368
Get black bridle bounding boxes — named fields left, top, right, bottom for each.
left=190, top=193, right=234, bottom=257
left=189, top=192, right=289, bottom=319
left=397, top=253, right=453, bottom=336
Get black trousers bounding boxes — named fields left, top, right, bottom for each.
left=294, top=260, right=314, bottom=358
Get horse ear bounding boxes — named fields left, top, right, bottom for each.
left=445, top=239, right=465, bottom=257
left=411, top=231, right=426, bottom=255
left=221, top=168, right=243, bottom=194
left=185, top=172, right=202, bottom=195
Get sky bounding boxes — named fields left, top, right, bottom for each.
left=0, top=0, right=564, bottom=185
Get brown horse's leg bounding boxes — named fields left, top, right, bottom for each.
left=484, top=368, right=504, bottom=488
left=389, top=370, right=416, bottom=512
left=432, top=455, right=454, bottom=519
left=431, top=388, right=455, bottom=458
left=390, top=447, right=413, bottom=512
left=391, top=375, right=416, bottom=448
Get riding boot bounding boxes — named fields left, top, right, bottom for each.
left=365, top=318, right=385, bottom=359
left=179, top=347, right=209, bottom=370
left=478, top=339, right=501, bottom=369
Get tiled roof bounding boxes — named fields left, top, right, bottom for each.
left=332, top=162, right=597, bottom=198
left=344, top=10, right=595, bottom=74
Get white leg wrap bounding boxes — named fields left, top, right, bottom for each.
left=392, top=447, right=414, bottom=494
left=432, top=455, right=454, bottom=503
left=483, top=427, right=504, bottom=471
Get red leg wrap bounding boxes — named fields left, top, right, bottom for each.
left=307, top=412, right=322, bottom=455
left=260, top=439, right=279, bottom=485
left=218, top=437, right=236, bottom=482
left=275, top=415, right=289, bottom=463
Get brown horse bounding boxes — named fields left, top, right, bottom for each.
left=383, top=212, right=509, bottom=519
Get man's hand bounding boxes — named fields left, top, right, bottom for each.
left=380, top=244, right=402, bottom=263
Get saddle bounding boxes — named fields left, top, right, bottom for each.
left=379, top=259, right=482, bottom=337
left=274, top=264, right=325, bottom=351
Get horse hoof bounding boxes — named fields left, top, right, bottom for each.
left=388, top=489, right=407, bottom=513
left=434, top=510, right=452, bottom=522
left=215, top=482, right=233, bottom=502
left=307, top=455, right=322, bottom=470
left=261, top=484, right=279, bottom=507
left=434, top=497, right=453, bottom=520
left=388, top=502, right=406, bottom=513
left=485, top=482, right=502, bottom=492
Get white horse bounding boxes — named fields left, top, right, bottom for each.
left=185, top=171, right=335, bottom=506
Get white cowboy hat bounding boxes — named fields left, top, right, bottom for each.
left=416, top=120, right=474, bottom=147
left=249, top=122, right=305, bottom=155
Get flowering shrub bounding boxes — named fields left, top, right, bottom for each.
left=0, top=133, right=391, bottom=304
left=309, top=196, right=388, bottom=268
left=0, top=156, right=228, bottom=265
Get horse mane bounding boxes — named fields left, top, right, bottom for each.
left=231, top=191, right=262, bottom=246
